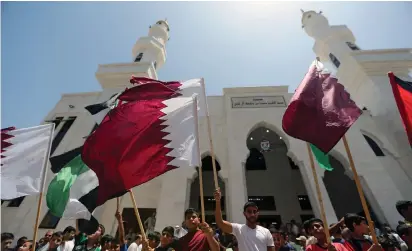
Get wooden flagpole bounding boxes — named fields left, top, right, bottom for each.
left=306, top=143, right=330, bottom=243
left=201, top=78, right=219, bottom=190
left=342, top=135, right=378, bottom=244
left=32, top=123, right=56, bottom=251
left=193, top=95, right=206, bottom=222
left=128, top=190, right=147, bottom=239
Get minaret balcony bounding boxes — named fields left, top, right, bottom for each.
left=95, top=61, right=158, bottom=89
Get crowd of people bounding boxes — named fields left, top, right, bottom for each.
left=2, top=190, right=412, bottom=251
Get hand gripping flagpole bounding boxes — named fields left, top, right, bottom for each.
left=306, top=143, right=330, bottom=243
left=193, top=95, right=206, bottom=222
left=201, top=78, right=219, bottom=190
left=32, top=123, right=55, bottom=251
left=342, top=135, right=378, bottom=244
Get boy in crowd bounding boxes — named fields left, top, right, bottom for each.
left=272, top=230, right=296, bottom=251
left=343, top=214, right=382, bottom=251
left=127, top=235, right=142, bottom=251
left=304, top=218, right=348, bottom=251
left=177, top=208, right=219, bottom=251
left=155, top=227, right=177, bottom=251
left=2, top=233, right=14, bottom=251
left=60, top=226, right=76, bottom=251
left=17, top=240, right=33, bottom=251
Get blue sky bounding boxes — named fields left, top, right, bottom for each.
left=2, top=1, right=411, bottom=128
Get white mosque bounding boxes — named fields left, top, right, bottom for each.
left=2, top=11, right=412, bottom=239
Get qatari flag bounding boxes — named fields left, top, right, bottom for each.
left=282, top=61, right=362, bottom=153
left=81, top=82, right=200, bottom=206
left=130, top=76, right=206, bottom=117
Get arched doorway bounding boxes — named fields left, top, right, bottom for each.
left=322, top=155, right=380, bottom=226
left=189, top=156, right=226, bottom=224
left=245, top=126, right=314, bottom=229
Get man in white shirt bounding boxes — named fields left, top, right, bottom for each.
left=127, top=235, right=142, bottom=251
left=214, top=188, right=275, bottom=251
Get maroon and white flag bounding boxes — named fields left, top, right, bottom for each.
left=81, top=82, right=201, bottom=205
left=1, top=124, right=54, bottom=199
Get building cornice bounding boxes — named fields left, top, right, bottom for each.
left=223, top=86, right=289, bottom=95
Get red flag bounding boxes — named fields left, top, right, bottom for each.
left=388, top=72, right=412, bottom=145
left=282, top=64, right=362, bottom=153
left=81, top=82, right=200, bottom=206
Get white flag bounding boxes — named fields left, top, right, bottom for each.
left=1, top=124, right=54, bottom=199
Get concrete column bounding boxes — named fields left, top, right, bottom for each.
left=155, top=168, right=194, bottom=230
left=227, top=161, right=248, bottom=224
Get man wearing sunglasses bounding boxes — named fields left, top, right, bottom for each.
left=214, top=188, right=275, bottom=251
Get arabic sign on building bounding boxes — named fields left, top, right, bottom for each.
left=231, top=96, right=286, bottom=108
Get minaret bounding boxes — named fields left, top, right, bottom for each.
left=95, top=20, right=170, bottom=89
left=131, top=19, right=170, bottom=77
left=301, top=10, right=360, bottom=72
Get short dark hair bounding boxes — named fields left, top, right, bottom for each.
left=100, top=234, right=114, bottom=245
left=396, top=201, right=412, bottom=217
left=344, top=213, right=366, bottom=232
left=16, top=236, right=28, bottom=246
left=277, top=230, right=288, bottom=238
left=397, top=223, right=412, bottom=237
left=63, top=226, right=76, bottom=234
left=1, top=233, right=14, bottom=242
left=243, top=202, right=258, bottom=212
left=162, top=226, right=175, bottom=237
left=52, top=232, right=63, bottom=238
left=184, top=208, right=199, bottom=219
left=135, top=234, right=142, bottom=241
left=147, top=231, right=161, bottom=243
left=303, top=218, right=323, bottom=233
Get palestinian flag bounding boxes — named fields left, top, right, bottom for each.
left=46, top=146, right=101, bottom=234
left=388, top=72, right=412, bottom=146
left=282, top=60, right=362, bottom=153
left=45, top=93, right=124, bottom=234
left=81, top=82, right=201, bottom=206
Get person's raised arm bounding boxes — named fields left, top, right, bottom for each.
left=214, top=188, right=233, bottom=234
left=115, top=211, right=126, bottom=245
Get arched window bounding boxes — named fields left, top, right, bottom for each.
left=362, top=134, right=385, bottom=157
left=134, top=53, right=143, bottom=62
left=346, top=42, right=360, bottom=50
left=329, top=53, right=341, bottom=68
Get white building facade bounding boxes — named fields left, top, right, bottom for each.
left=2, top=13, right=412, bottom=238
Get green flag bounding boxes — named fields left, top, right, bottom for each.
left=310, top=144, right=333, bottom=171
left=46, top=155, right=90, bottom=217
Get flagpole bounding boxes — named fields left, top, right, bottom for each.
left=342, top=135, right=378, bottom=244
left=32, top=123, right=55, bottom=251
left=128, top=190, right=147, bottom=239
left=306, top=143, right=330, bottom=243
left=201, top=78, right=219, bottom=190
left=193, top=95, right=206, bottom=222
